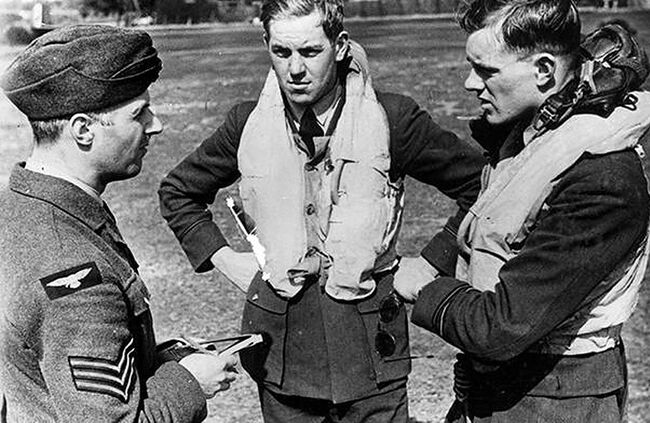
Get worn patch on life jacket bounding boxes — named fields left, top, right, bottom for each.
left=39, top=262, right=102, bottom=300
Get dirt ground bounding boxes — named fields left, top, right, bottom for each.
left=1, top=10, right=649, bottom=422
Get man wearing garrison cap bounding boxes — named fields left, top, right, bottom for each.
left=0, top=25, right=238, bottom=422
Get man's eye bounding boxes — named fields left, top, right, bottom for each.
left=272, top=48, right=291, bottom=58
left=135, top=107, right=150, bottom=120
left=300, top=49, right=321, bottom=58
left=473, top=66, right=494, bottom=78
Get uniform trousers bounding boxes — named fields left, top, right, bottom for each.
left=258, top=379, right=408, bottom=423
left=445, top=344, right=628, bottom=423
left=445, top=390, right=626, bottom=423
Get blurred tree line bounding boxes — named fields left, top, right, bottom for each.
left=79, top=0, right=155, bottom=21
left=76, top=0, right=462, bottom=22
left=73, top=0, right=646, bottom=25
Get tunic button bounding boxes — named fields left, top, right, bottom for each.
left=304, top=163, right=315, bottom=171
left=305, top=204, right=316, bottom=215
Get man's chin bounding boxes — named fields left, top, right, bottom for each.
left=484, top=112, right=509, bottom=127
left=117, top=164, right=143, bottom=181
left=128, top=164, right=143, bottom=178
left=285, top=91, right=316, bottom=107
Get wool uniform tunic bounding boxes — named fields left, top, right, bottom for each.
left=0, top=165, right=207, bottom=423
left=159, top=92, right=485, bottom=403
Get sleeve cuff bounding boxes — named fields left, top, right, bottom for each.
left=420, top=226, right=459, bottom=276
left=180, top=220, right=229, bottom=272
left=147, top=361, right=208, bottom=422
left=411, top=276, right=467, bottom=335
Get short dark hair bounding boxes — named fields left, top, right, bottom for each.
left=29, top=119, right=67, bottom=145
left=261, top=0, right=344, bottom=41
left=458, top=0, right=581, bottom=56
left=29, top=110, right=114, bottom=145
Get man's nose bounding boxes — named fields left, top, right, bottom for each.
left=289, top=55, right=305, bottom=77
left=464, top=69, right=483, bottom=92
left=146, top=113, right=163, bottom=135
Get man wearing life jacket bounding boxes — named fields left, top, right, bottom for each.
left=158, top=0, right=485, bottom=421
left=394, top=1, right=650, bottom=422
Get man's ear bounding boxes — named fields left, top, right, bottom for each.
left=68, top=113, right=95, bottom=148
left=533, top=53, right=557, bottom=89
left=334, top=31, right=349, bottom=62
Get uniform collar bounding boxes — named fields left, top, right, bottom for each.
left=9, top=163, right=109, bottom=232
left=24, top=160, right=102, bottom=203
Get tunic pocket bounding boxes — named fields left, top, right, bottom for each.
left=240, top=272, right=288, bottom=386
left=356, top=274, right=411, bottom=385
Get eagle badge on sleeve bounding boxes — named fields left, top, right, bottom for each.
left=40, top=262, right=102, bottom=300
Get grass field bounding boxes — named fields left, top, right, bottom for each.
left=1, top=10, right=650, bottom=422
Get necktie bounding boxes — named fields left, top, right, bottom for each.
left=299, top=107, right=323, bottom=157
